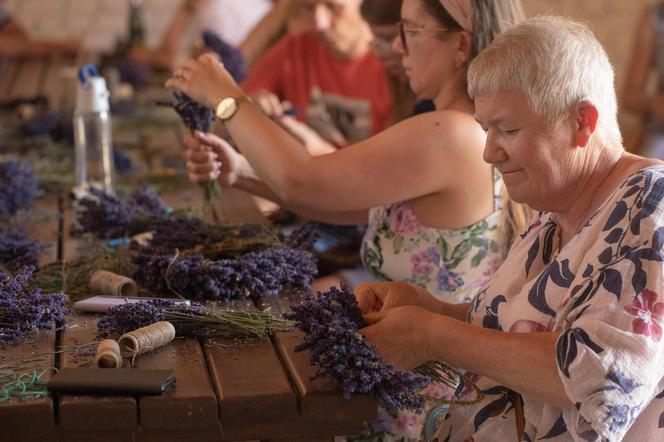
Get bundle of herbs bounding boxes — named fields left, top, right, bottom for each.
left=285, top=285, right=455, bottom=414
left=133, top=223, right=319, bottom=300
left=0, top=227, right=46, bottom=272
left=97, top=299, right=293, bottom=339
left=157, top=91, right=219, bottom=219
left=0, top=158, right=38, bottom=216
left=0, top=266, right=67, bottom=348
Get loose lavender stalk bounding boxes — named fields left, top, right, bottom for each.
left=284, top=285, right=432, bottom=414
left=97, top=299, right=293, bottom=339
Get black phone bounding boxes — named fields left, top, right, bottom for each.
left=48, top=368, right=175, bottom=395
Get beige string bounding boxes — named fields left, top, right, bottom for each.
left=118, top=321, right=176, bottom=361
left=90, top=270, right=138, bottom=297
left=94, top=339, right=122, bottom=368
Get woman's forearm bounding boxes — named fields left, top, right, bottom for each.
left=428, top=316, right=571, bottom=407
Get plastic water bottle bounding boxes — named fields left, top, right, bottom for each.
left=73, top=64, right=114, bottom=196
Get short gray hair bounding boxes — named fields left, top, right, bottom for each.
left=467, top=16, right=622, bottom=146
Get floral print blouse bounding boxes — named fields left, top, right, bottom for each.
left=435, top=166, right=664, bottom=441
left=361, top=171, right=508, bottom=303
left=354, top=172, right=508, bottom=441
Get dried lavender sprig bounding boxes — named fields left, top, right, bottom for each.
left=284, top=285, right=431, bottom=414
left=0, top=266, right=68, bottom=348
left=156, top=91, right=218, bottom=220
left=0, top=159, right=38, bottom=216
left=132, top=245, right=317, bottom=301
left=97, top=300, right=292, bottom=339
left=75, top=186, right=170, bottom=239
left=0, top=227, right=46, bottom=271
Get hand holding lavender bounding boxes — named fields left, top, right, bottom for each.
left=284, top=285, right=430, bottom=414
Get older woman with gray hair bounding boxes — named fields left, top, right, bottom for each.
left=355, top=16, right=664, bottom=441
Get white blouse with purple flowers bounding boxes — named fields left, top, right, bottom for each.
left=435, top=166, right=664, bottom=442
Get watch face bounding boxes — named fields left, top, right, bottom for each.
left=216, top=97, right=237, bottom=120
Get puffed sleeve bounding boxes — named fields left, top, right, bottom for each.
left=555, top=173, right=664, bottom=441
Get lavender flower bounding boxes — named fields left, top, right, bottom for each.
left=0, top=227, right=46, bottom=271
left=202, top=30, right=247, bottom=83
left=285, top=222, right=320, bottom=252
left=75, top=187, right=170, bottom=239
left=284, top=285, right=429, bottom=414
left=157, top=91, right=214, bottom=132
left=132, top=246, right=317, bottom=301
left=97, top=299, right=292, bottom=338
left=0, top=159, right=38, bottom=215
left=0, top=266, right=68, bottom=348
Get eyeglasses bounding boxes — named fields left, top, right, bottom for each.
left=397, top=21, right=461, bottom=55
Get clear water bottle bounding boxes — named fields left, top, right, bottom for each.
left=74, top=64, right=114, bottom=196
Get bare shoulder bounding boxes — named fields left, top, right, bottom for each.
left=389, top=110, right=484, bottom=147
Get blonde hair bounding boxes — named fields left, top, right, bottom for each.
left=467, top=16, right=622, bottom=147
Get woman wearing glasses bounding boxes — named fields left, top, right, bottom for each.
left=168, top=1, right=525, bottom=439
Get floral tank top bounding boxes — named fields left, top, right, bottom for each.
left=361, top=170, right=508, bottom=303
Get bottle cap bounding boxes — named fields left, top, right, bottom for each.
left=76, top=65, right=110, bottom=113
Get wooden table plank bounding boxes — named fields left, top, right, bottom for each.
left=27, top=195, right=61, bottom=267
left=0, top=327, right=57, bottom=441
left=57, top=313, right=137, bottom=439
left=203, top=298, right=299, bottom=440
left=135, top=337, right=221, bottom=438
left=9, top=59, right=47, bottom=100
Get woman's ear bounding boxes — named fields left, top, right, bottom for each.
left=455, top=31, right=473, bottom=68
left=573, top=101, right=599, bottom=148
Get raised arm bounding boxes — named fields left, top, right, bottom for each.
left=167, top=54, right=485, bottom=213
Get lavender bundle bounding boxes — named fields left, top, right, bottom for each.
left=0, top=227, right=46, bottom=271
left=157, top=91, right=219, bottom=218
left=284, top=286, right=430, bottom=414
left=0, top=159, right=39, bottom=216
left=0, top=266, right=67, bottom=348
left=132, top=245, right=317, bottom=301
left=75, top=186, right=170, bottom=239
left=97, top=299, right=293, bottom=339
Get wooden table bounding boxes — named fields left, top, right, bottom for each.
left=0, top=57, right=377, bottom=441
left=0, top=186, right=377, bottom=442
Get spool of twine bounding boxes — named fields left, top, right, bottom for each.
left=118, top=321, right=176, bottom=359
left=95, top=339, right=122, bottom=368
left=89, top=270, right=138, bottom=297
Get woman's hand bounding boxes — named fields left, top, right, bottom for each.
left=354, top=281, right=434, bottom=314
left=185, top=131, right=244, bottom=187
left=165, top=53, right=243, bottom=109
left=359, top=305, right=435, bottom=370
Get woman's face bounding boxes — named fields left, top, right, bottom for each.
left=369, top=24, right=405, bottom=81
left=475, top=89, right=580, bottom=212
left=394, top=0, right=460, bottom=100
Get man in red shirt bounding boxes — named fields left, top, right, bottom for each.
left=242, top=0, right=391, bottom=147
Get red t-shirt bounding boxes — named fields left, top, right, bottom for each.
left=242, top=31, right=391, bottom=144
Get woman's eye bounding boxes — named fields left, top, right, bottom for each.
left=501, top=129, right=519, bottom=136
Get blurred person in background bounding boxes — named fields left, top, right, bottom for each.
left=241, top=0, right=391, bottom=148
left=128, top=0, right=273, bottom=71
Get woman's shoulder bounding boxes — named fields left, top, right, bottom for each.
left=393, top=110, right=484, bottom=149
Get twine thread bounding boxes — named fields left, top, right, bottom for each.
left=94, top=339, right=122, bottom=368
left=90, top=270, right=138, bottom=297
left=118, top=321, right=176, bottom=362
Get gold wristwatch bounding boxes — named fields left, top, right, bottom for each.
left=215, top=95, right=252, bottom=121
